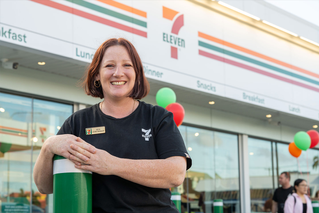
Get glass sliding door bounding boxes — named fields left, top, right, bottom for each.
left=176, top=126, right=240, bottom=213
left=0, top=92, right=72, bottom=213
left=248, top=138, right=274, bottom=213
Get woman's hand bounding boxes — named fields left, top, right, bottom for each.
left=45, top=134, right=97, bottom=164
left=71, top=146, right=117, bottom=175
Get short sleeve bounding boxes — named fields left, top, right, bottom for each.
left=154, top=111, right=192, bottom=170
left=57, top=116, right=73, bottom=135
left=272, top=189, right=278, bottom=202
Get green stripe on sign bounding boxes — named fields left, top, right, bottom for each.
left=66, top=0, right=147, bottom=28
left=198, top=40, right=319, bottom=86
left=0, top=128, right=27, bottom=135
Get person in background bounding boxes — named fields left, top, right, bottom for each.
left=284, top=179, right=313, bottom=213
left=272, top=172, right=294, bottom=213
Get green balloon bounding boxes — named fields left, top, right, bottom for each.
left=0, top=143, right=12, bottom=153
left=156, top=87, right=176, bottom=108
left=294, top=131, right=311, bottom=151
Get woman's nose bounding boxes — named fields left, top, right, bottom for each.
left=113, top=66, right=124, bottom=77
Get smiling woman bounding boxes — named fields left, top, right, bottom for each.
left=33, top=38, right=192, bottom=213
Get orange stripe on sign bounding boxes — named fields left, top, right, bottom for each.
left=163, top=6, right=179, bottom=21
left=198, top=32, right=319, bottom=79
left=0, top=126, right=28, bottom=133
left=97, top=0, right=147, bottom=18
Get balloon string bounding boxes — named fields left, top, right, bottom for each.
left=297, top=158, right=302, bottom=175
left=307, top=150, right=309, bottom=185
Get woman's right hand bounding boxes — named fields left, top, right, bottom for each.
left=44, top=134, right=97, bottom=163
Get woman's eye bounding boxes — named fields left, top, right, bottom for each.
left=124, top=64, right=132, bottom=67
left=106, top=64, right=114, bottom=67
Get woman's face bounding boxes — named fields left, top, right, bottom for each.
left=296, top=181, right=308, bottom=195
left=97, top=45, right=136, bottom=101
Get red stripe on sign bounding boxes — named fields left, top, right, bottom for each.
left=30, top=0, right=147, bottom=37
left=199, top=50, right=319, bottom=93
left=171, top=46, right=178, bottom=59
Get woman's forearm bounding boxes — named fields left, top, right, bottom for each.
left=33, top=140, right=55, bottom=194
left=112, top=156, right=186, bottom=188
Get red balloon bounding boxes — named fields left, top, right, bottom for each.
left=166, top=103, right=185, bottom=127
left=307, top=130, right=319, bottom=148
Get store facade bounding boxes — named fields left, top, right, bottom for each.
left=0, top=0, right=319, bottom=212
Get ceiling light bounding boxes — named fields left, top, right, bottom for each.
left=218, top=1, right=260, bottom=21
left=38, top=62, right=46, bottom=65
left=250, top=152, right=254, bottom=155
left=57, top=126, right=61, bottom=130
left=266, top=114, right=272, bottom=118
left=188, top=147, right=193, bottom=151
left=195, top=132, right=199, bottom=137
left=313, top=125, right=318, bottom=129
left=300, top=36, right=319, bottom=47
left=33, top=137, right=38, bottom=143
left=0, top=108, right=5, bottom=112
left=262, top=21, right=298, bottom=37
left=209, top=101, right=215, bottom=105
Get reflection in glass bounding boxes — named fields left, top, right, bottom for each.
left=175, top=126, right=240, bottom=213
left=0, top=93, right=33, bottom=212
left=248, top=138, right=273, bottom=212
left=0, top=92, right=72, bottom=213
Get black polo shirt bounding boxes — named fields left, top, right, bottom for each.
left=58, top=101, right=192, bottom=213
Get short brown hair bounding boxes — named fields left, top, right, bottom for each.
left=281, top=171, right=290, bottom=180
left=83, top=38, right=149, bottom=99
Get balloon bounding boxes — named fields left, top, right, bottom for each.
left=307, top=130, right=319, bottom=148
left=156, top=88, right=176, bottom=108
left=288, top=142, right=302, bottom=158
left=0, top=143, right=12, bottom=153
left=294, top=131, right=311, bottom=151
left=166, top=103, right=185, bottom=127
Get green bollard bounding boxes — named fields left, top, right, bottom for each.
left=171, top=191, right=181, bottom=213
left=313, top=200, right=319, bottom=213
left=53, top=155, right=92, bottom=213
left=214, top=199, right=223, bottom=213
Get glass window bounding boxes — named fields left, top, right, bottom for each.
left=0, top=93, right=33, bottom=213
left=0, top=92, right=72, bottom=213
left=248, top=138, right=273, bottom=213
left=175, top=126, right=240, bottom=213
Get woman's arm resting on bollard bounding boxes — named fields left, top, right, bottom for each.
left=71, top=145, right=187, bottom=189
left=33, top=135, right=96, bottom=194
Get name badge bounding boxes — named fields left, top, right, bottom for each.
left=85, top=126, right=105, bottom=135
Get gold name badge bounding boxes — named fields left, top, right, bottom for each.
left=85, top=126, right=105, bottom=135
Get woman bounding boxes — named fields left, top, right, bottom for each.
left=284, top=179, right=313, bottom=213
left=33, top=38, right=192, bottom=212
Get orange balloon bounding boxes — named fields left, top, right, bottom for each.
left=288, top=142, right=302, bottom=158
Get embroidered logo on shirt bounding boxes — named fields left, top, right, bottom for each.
left=142, top=128, right=152, bottom=141
left=85, top=126, right=105, bottom=135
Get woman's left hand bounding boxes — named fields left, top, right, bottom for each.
left=70, top=145, right=117, bottom=175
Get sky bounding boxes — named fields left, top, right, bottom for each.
left=264, top=0, right=319, bottom=27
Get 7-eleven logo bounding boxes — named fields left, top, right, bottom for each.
left=162, top=6, right=185, bottom=59
left=86, top=128, right=92, bottom=135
